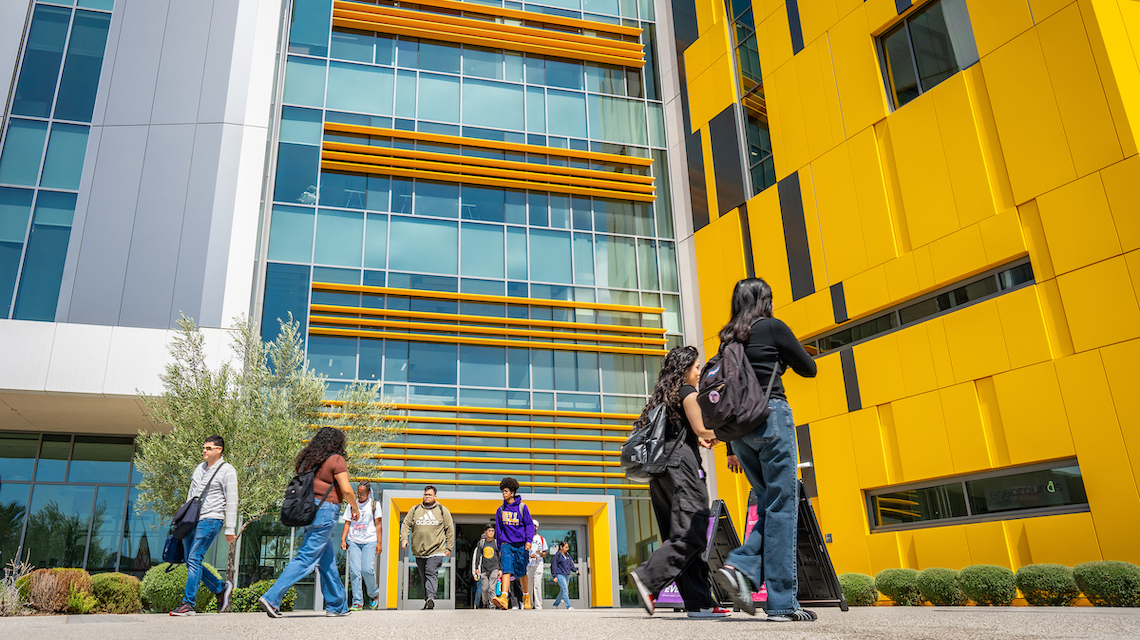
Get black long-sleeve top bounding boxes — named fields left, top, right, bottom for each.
left=726, top=317, right=816, bottom=455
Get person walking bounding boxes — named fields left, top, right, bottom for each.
left=259, top=427, right=359, bottom=618
left=713, top=278, right=818, bottom=622
left=492, top=477, right=534, bottom=610
left=399, top=486, right=454, bottom=609
left=526, top=520, right=547, bottom=610
left=339, top=480, right=382, bottom=611
left=626, top=346, right=730, bottom=619
left=472, top=524, right=501, bottom=609
left=170, top=435, right=238, bottom=616
left=550, top=541, right=578, bottom=610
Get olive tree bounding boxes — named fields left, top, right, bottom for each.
left=133, top=314, right=401, bottom=609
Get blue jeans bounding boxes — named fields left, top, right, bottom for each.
left=725, top=398, right=800, bottom=615
left=181, top=518, right=224, bottom=605
left=552, top=574, right=570, bottom=608
left=346, top=540, right=378, bottom=607
left=264, top=501, right=347, bottom=614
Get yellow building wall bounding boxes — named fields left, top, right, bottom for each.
left=687, top=0, right=1140, bottom=574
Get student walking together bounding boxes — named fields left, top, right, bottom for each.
left=170, top=435, right=238, bottom=616
left=526, top=519, right=547, bottom=609
left=340, top=480, right=382, bottom=611
left=626, top=346, right=730, bottom=619
left=259, top=427, right=359, bottom=618
left=400, top=486, right=454, bottom=609
left=492, top=477, right=534, bottom=610
left=713, top=278, right=818, bottom=622
left=472, top=524, right=501, bottom=608
left=550, top=541, right=578, bottom=610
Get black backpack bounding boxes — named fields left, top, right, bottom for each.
left=696, top=342, right=779, bottom=442
left=620, top=403, right=683, bottom=483
left=280, top=458, right=335, bottom=527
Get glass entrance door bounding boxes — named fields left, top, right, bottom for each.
left=537, top=523, right=589, bottom=609
left=399, top=545, right=453, bottom=610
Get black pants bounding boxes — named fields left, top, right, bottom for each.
left=635, top=443, right=717, bottom=610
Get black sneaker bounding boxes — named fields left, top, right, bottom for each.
left=423, top=599, right=435, bottom=610
left=627, top=571, right=655, bottom=616
left=716, top=566, right=756, bottom=616
left=217, top=580, right=234, bottom=612
left=767, top=609, right=818, bottom=622
left=258, top=596, right=282, bottom=619
left=169, top=602, right=195, bottom=617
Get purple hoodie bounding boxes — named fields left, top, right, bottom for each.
left=495, top=495, right=534, bottom=545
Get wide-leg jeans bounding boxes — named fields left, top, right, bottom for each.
left=263, top=500, right=347, bottom=614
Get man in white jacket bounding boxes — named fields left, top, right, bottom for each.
left=170, top=435, right=239, bottom=616
left=526, top=519, right=548, bottom=610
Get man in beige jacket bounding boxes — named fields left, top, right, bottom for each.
left=400, top=486, right=454, bottom=609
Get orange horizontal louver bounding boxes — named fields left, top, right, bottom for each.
left=333, top=0, right=644, bottom=68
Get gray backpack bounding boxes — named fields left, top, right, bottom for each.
left=696, top=342, right=779, bottom=442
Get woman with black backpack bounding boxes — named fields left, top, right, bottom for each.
left=626, top=346, right=731, bottom=619
left=714, top=278, right=818, bottom=622
left=259, top=427, right=360, bottom=618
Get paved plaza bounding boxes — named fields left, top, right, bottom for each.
left=2, top=606, right=1139, bottom=640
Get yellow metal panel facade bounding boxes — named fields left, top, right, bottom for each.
left=683, top=0, right=1140, bottom=576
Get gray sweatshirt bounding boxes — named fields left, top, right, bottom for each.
left=186, top=458, right=239, bottom=535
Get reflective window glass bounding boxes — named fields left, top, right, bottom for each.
left=460, top=222, right=504, bottom=279
left=546, top=90, right=587, bottom=138
left=506, top=227, right=527, bottom=280
left=14, top=191, right=76, bottom=321
left=415, top=180, right=459, bottom=218
left=420, top=41, right=461, bottom=74
left=572, top=232, right=594, bottom=285
left=461, top=186, right=504, bottom=222
left=279, top=106, right=323, bottom=146
left=331, top=28, right=375, bottom=63
left=359, top=339, right=383, bottom=381
left=636, top=238, right=658, bottom=289
left=53, top=10, right=111, bottom=122
left=388, top=216, right=458, bottom=274
left=0, top=433, right=39, bottom=481
left=459, top=345, right=507, bottom=387
left=647, top=102, right=665, bottom=148
left=364, top=213, right=388, bottom=269
left=0, top=482, right=29, bottom=564
left=545, top=59, right=583, bottom=90
left=529, top=229, right=571, bottom=283
left=967, top=466, right=1087, bottom=517
left=40, top=123, right=89, bottom=190
left=12, top=5, right=70, bottom=118
left=418, top=73, right=460, bottom=124
left=319, top=171, right=368, bottom=209
left=78, top=0, right=115, bottom=9
left=120, top=487, right=162, bottom=575
left=0, top=119, right=49, bottom=186
left=309, top=336, right=358, bottom=379
left=909, top=0, right=978, bottom=93
left=531, top=349, right=554, bottom=389
left=594, top=234, right=635, bottom=289
left=658, top=241, right=678, bottom=291
left=384, top=340, right=409, bottom=382
left=407, top=343, right=458, bottom=384
left=586, top=63, right=624, bottom=95
left=267, top=205, right=314, bottom=263
left=288, top=0, right=332, bottom=56
left=0, top=188, right=34, bottom=317
left=600, top=354, right=646, bottom=395
left=395, top=69, right=416, bottom=118
left=328, top=61, right=394, bottom=115
left=526, top=87, right=546, bottom=132
left=584, top=0, right=619, bottom=16
left=882, top=26, right=918, bottom=108
left=314, top=209, right=364, bottom=267
left=462, top=78, right=524, bottom=130
left=588, top=94, right=647, bottom=145
left=68, top=436, right=132, bottom=484
left=86, top=485, right=127, bottom=572
left=260, top=262, right=310, bottom=343
left=273, top=142, right=320, bottom=204
left=24, top=483, right=95, bottom=568
left=507, top=347, right=529, bottom=389
left=283, top=56, right=327, bottom=108
left=464, top=45, right=503, bottom=80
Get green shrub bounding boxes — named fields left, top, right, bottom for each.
left=67, top=584, right=98, bottom=614
left=15, top=575, right=30, bottom=601
left=1015, top=564, right=1079, bottom=606
left=838, top=573, right=878, bottom=606
left=231, top=580, right=296, bottom=613
left=958, top=564, right=1016, bottom=606
left=1073, top=561, right=1140, bottom=607
left=91, top=573, right=142, bottom=614
left=875, top=568, right=923, bottom=606
left=140, top=563, right=221, bottom=613
left=916, top=567, right=968, bottom=606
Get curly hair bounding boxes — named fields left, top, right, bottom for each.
left=294, top=426, right=347, bottom=473
left=640, top=346, right=699, bottom=423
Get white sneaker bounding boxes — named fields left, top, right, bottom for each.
left=566, top=606, right=574, bottom=610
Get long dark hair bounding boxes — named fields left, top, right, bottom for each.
left=641, top=346, right=699, bottom=422
left=718, top=278, right=773, bottom=343
left=295, top=426, right=347, bottom=473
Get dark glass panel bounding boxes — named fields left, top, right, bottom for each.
left=882, top=25, right=919, bottom=108
left=967, top=466, right=1087, bottom=516
left=288, top=0, right=332, bottom=56
left=0, top=432, right=39, bottom=482
left=68, top=435, right=132, bottom=484
left=0, top=482, right=29, bottom=565
left=12, top=5, right=70, bottom=117
left=86, top=485, right=127, bottom=572
left=119, top=487, right=161, bottom=579
left=53, top=11, right=111, bottom=122
left=24, top=484, right=96, bottom=569
left=36, top=434, right=71, bottom=482
left=873, top=483, right=967, bottom=526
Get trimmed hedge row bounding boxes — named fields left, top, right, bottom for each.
left=841, top=561, right=1140, bottom=607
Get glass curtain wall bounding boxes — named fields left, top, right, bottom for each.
left=722, top=0, right=773, bottom=194
left=0, top=0, right=114, bottom=320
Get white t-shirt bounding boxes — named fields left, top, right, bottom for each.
left=528, top=533, right=547, bottom=567
left=341, top=498, right=381, bottom=545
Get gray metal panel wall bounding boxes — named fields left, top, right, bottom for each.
left=58, top=0, right=276, bottom=330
